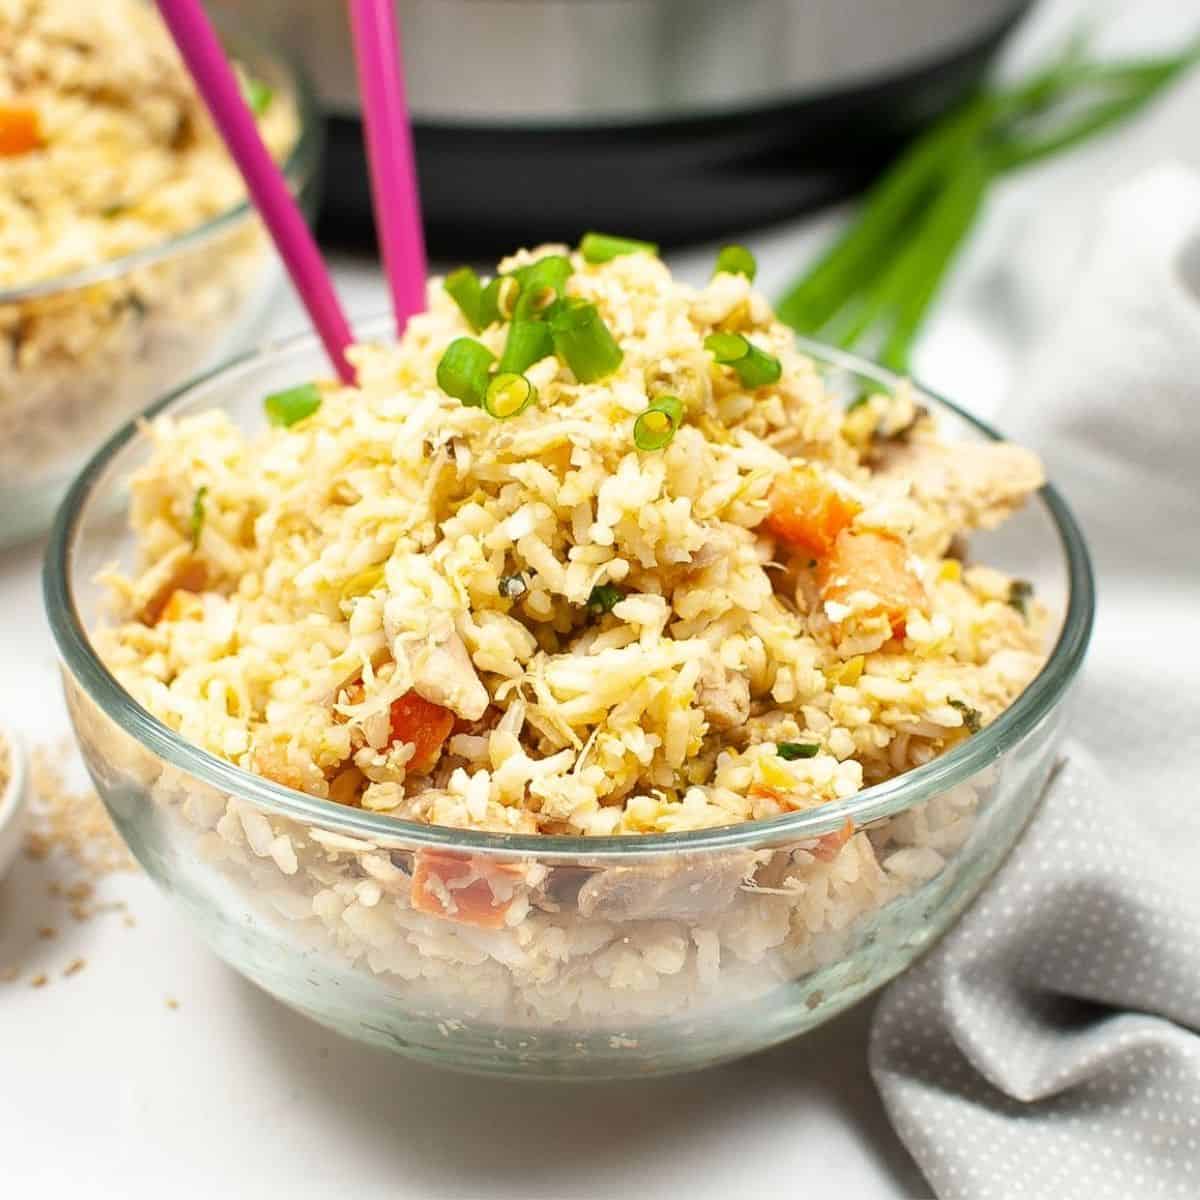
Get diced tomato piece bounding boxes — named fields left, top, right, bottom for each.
left=410, top=850, right=517, bottom=929
left=0, top=105, right=42, bottom=156
left=811, top=818, right=855, bottom=862
left=819, top=529, right=925, bottom=635
left=389, top=690, right=454, bottom=773
left=763, top=467, right=861, bottom=558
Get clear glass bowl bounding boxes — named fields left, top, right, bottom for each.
left=0, top=21, right=322, bottom=550
left=44, top=326, right=1094, bottom=1079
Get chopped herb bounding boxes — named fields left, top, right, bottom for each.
left=633, top=394, right=683, bottom=452
left=444, top=266, right=485, bottom=331
left=483, top=372, right=537, bottom=420
left=949, top=699, right=982, bottom=734
left=239, top=72, right=274, bottom=116
left=777, top=742, right=820, bottom=760
left=579, top=232, right=658, bottom=264
left=1008, top=578, right=1034, bottom=618
left=704, top=331, right=782, bottom=389
left=498, top=319, right=554, bottom=375
left=846, top=394, right=871, bottom=413
left=498, top=573, right=527, bottom=599
left=510, top=254, right=572, bottom=319
left=189, top=485, right=208, bottom=549
left=586, top=584, right=623, bottom=615
left=436, top=337, right=495, bottom=408
left=476, top=276, right=504, bottom=328
left=495, top=275, right=521, bottom=320
left=549, top=298, right=623, bottom=383
left=714, top=244, right=757, bottom=281
left=264, top=381, right=322, bottom=427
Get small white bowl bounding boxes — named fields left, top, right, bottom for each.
left=0, top=727, right=29, bottom=881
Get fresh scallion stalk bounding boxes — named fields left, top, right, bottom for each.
left=510, top=254, right=572, bottom=318
left=483, top=372, right=537, bottom=420
left=436, top=337, right=495, bottom=408
left=714, top=244, right=757, bottom=281
left=498, top=319, right=554, bottom=375
left=633, top=394, right=683, bottom=451
left=704, top=331, right=782, bottom=388
left=264, top=382, right=322, bottom=427
left=579, top=232, right=659, bottom=263
left=549, top=299, right=623, bottom=382
left=444, top=266, right=485, bottom=331
left=477, top=277, right=503, bottom=328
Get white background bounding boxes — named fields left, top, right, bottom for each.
left=3, top=0, right=1198, bottom=1193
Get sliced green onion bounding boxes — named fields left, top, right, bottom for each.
left=1008, top=578, right=1034, bottom=618
left=496, top=275, right=521, bottom=320
left=704, top=331, right=782, bottom=389
left=714, top=244, right=757, bottom=281
left=549, top=299, right=623, bottom=383
left=633, top=394, right=683, bottom=452
left=264, top=382, right=322, bottom=427
left=240, top=74, right=274, bottom=116
left=847, top=380, right=890, bottom=411
left=484, top=372, right=537, bottom=420
left=510, top=254, right=572, bottom=318
left=444, top=266, right=485, bottom=331
left=436, top=337, right=495, bottom=408
left=949, top=699, right=983, bottom=734
left=498, top=319, right=554, bottom=375
left=586, top=583, right=624, bottom=615
left=477, top=277, right=504, bottom=329
left=189, top=485, right=208, bottom=549
left=777, top=742, right=820, bottom=761
left=579, top=232, right=659, bottom=264
left=498, top=573, right=527, bottom=599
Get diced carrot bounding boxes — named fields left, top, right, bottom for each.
left=811, top=818, right=855, bottom=862
left=139, top=554, right=208, bottom=626
left=819, top=529, right=925, bottom=636
left=410, top=850, right=517, bottom=929
left=0, top=105, right=43, bottom=156
left=160, top=589, right=203, bottom=623
left=763, top=467, right=861, bottom=558
left=389, top=690, right=455, bottom=773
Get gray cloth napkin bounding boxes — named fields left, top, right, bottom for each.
left=869, top=164, right=1200, bottom=1199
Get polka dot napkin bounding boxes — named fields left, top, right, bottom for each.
left=870, top=165, right=1200, bottom=1198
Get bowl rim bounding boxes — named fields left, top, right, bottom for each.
left=0, top=14, right=323, bottom=306
left=0, top=724, right=30, bottom=880
left=43, top=321, right=1095, bottom=860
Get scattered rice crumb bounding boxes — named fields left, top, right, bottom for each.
left=37, top=926, right=57, bottom=940
left=30, top=973, right=47, bottom=988
left=165, top=997, right=180, bottom=1010
left=1, top=965, right=18, bottom=983
left=63, top=958, right=86, bottom=977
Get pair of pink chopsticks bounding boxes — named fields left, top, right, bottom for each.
left=156, top=0, right=425, bottom=383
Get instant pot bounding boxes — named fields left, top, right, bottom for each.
left=219, top=0, right=1031, bottom=252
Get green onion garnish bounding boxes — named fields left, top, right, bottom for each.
left=777, top=742, right=820, bottom=761
left=579, top=232, right=659, bottom=264
left=633, top=394, right=683, bottom=452
left=704, top=331, right=782, bottom=389
left=1008, top=578, right=1034, bottom=618
left=949, top=699, right=983, bottom=734
left=436, top=337, right=495, bottom=408
left=496, top=276, right=521, bottom=320
left=549, top=299, right=623, bottom=383
left=498, top=573, right=527, bottom=599
left=241, top=75, right=274, bottom=116
left=477, top=277, right=503, bottom=329
left=714, top=245, right=757, bottom=281
left=586, top=583, right=624, bottom=615
left=444, top=267, right=485, bottom=331
left=264, top=382, right=322, bottom=427
left=498, top=319, right=554, bottom=376
left=484, top=372, right=537, bottom=420
left=189, top=485, right=208, bottom=549
left=510, top=254, right=572, bottom=318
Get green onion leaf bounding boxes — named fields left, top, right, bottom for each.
left=510, top=254, right=572, bottom=318
left=704, top=331, right=782, bottom=389
left=949, top=699, right=983, bottom=734
left=240, top=74, right=274, bottom=116
left=586, top=583, right=624, bottom=615
left=498, top=319, right=554, bottom=375
left=498, top=573, right=527, bottom=599
left=714, top=244, right=757, bottom=281
left=189, top=485, right=208, bottom=549
left=484, top=372, right=537, bottom=420
left=477, top=277, right=504, bottom=329
left=444, top=267, right=485, bottom=331
left=579, top=232, right=659, bottom=264
left=777, top=742, right=820, bottom=761
left=549, top=298, right=623, bottom=383
left=1008, top=578, right=1034, bottom=618
left=436, top=337, right=495, bottom=408
left=264, top=382, right=322, bottom=427
left=633, top=394, right=684, bottom=452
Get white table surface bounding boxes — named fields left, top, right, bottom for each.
left=3, top=0, right=1196, bottom=1186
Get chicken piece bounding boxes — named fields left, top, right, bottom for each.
left=576, top=853, right=756, bottom=922
left=399, top=618, right=490, bottom=722
left=872, top=438, right=1045, bottom=557
left=696, top=659, right=750, bottom=732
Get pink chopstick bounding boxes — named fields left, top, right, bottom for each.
left=155, top=0, right=355, bottom=382
left=348, top=0, right=428, bottom=334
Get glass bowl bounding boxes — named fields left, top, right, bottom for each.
left=44, top=325, right=1094, bottom=1079
left=0, top=20, right=322, bottom=550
